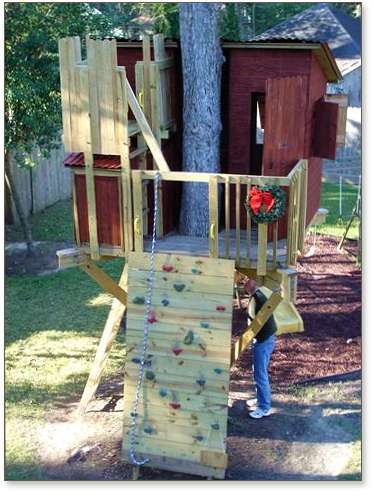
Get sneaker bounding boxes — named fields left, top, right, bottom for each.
left=246, top=398, right=257, bottom=408
left=249, top=408, right=272, bottom=419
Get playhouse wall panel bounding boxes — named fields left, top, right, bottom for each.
left=74, top=174, right=122, bottom=247
left=122, top=253, right=235, bottom=478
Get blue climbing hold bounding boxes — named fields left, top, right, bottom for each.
left=196, top=378, right=206, bottom=387
left=145, top=370, right=155, bottom=381
left=174, top=283, right=185, bottom=292
left=200, top=322, right=209, bottom=329
left=162, top=298, right=170, bottom=306
left=143, top=426, right=155, bottom=434
left=214, top=368, right=223, bottom=374
left=131, top=357, right=141, bottom=364
left=193, top=435, right=204, bottom=442
left=159, top=388, right=168, bottom=398
left=191, top=267, right=202, bottom=275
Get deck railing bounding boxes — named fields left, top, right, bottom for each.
left=131, top=160, right=308, bottom=276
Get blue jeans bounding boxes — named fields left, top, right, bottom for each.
left=252, top=335, right=276, bottom=412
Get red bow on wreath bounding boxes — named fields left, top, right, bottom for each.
left=249, top=187, right=275, bottom=215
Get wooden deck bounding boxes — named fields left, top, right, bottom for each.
left=144, top=229, right=287, bottom=266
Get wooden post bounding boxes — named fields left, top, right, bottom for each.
left=209, top=175, right=219, bottom=258
left=235, top=177, right=241, bottom=264
left=225, top=176, right=230, bottom=258
left=257, top=223, right=268, bottom=277
left=132, top=171, right=144, bottom=252
left=78, top=263, right=129, bottom=414
left=246, top=177, right=252, bottom=267
left=142, top=34, right=152, bottom=126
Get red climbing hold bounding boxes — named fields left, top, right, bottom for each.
left=162, top=264, right=173, bottom=272
left=172, top=347, right=183, bottom=356
left=216, top=305, right=226, bottom=312
left=169, top=402, right=181, bottom=410
left=148, top=311, right=157, bottom=324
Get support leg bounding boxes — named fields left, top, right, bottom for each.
left=78, top=263, right=128, bottom=415
left=132, top=465, right=140, bottom=480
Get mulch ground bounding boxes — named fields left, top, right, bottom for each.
left=231, top=235, right=361, bottom=389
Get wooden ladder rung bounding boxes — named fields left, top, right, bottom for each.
left=129, top=146, right=148, bottom=159
left=128, top=120, right=140, bottom=137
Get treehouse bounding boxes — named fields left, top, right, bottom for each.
left=57, top=34, right=344, bottom=479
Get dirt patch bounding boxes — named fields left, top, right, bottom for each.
left=5, top=241, right=73, bottom=276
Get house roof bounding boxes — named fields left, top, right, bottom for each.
left=251, top=3, right=361, bottom=75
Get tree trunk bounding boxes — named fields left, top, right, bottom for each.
left=178, top=3, right=224, bottom=236
left=4, top=150, right=34, bottom=253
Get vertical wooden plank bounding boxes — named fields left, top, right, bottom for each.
left=58, top=38, right=72, bottom=150
left=116, top=67, right=133, bottom=253
left=86, top=37, right=101, bottom=154
left=72, top=172, right=81, bottom=246
left=142, top=34, right=152, bottom=126
left=297, top=160, right=308, bottom=253
left=135, top=62, right=148, bottom=234
left=98, top=40, right=116, bottom=154
left=224, top=176, right=230, bottom=258
left=84, top=152, right=99, bottom=259
left=272, top=221, right=278, bottom=269
left=246, top=177, right=252, bottom=267
left=132, top=171, right=144, bottom=252
left=67, top=37, right=82, bottom=151
left=235, top=177, right=241, bottom=264
left=209, top=176, right=219, bottom=258
left=153, top=33, right=169, bottom=126
left=286, top=180, right=295, bottom=266
left=257, top=223, right=268, bottom=277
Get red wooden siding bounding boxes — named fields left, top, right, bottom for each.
left=75, top=174, right=122, bottom=247
left=312, top=99, right=339, bottom=159
left=263, top=76, right=308, bottom=176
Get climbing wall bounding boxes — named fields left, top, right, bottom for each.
left=122, top=252, right=235, bottom=479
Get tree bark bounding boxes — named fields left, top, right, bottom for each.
left=4, top=150, right=34, bottom=253
left=178, top=3, right=224, bottom=236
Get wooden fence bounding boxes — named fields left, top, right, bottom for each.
left=7, top=144, right=71, bottom=224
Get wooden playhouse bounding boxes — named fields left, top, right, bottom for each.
left=57, top=34, right=345, bottom=479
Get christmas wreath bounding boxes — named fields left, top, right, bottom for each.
left=245, top=185, right=286, bottom=224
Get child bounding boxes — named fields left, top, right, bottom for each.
left=244, top=278, right=276, bottom=419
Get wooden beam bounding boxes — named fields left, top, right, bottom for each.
left=142, top=34, right=152, bottom=125
left=230, top=290, right=282, bottom=366
left=56, top=248, right=89, bottom=269
left=209, top=175, right=219, bottom=258
left=125, top=75, right=170, bottom=172
left=78, top=263, right=128, bottom=414
left=80, top=260, right=128, bottom=305
left=257, top=223, right=268, bottom=277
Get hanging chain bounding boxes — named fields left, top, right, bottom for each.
left=128, top=172, right=161, bottom=466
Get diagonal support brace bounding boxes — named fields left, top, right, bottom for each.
left=230, top=290, right=283, bottom=367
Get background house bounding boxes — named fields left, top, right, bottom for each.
left=251, top=2, right=361, bottom=184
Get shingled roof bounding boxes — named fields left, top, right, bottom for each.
left=252, top=3, right=361, bottom=75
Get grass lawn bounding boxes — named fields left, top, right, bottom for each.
left=317, top=179, right=360, bottom=240
left=5, top=198, right=127, bottom=479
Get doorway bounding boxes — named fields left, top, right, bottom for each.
left=249, top=92, right=265, bottom=175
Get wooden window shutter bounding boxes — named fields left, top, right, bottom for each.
left=312, top=98, right=339, bottom=160
left=324, top=94, right=348, bottom=147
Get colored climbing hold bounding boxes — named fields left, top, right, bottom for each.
left=216, top=305, right=226, bottom=312
left=169, top=402, right=181, bottom=410
left=174, top=283, right=186, bottom=292
left=178, top=360, right=184, bottom=365
left=162, top=298, right=170, bottom=306
left=183, top=330, right=194, bottom=345
left=143, top=426, right=155, bottom=434
left=148, top=311, right=157, bottom=324
left=172, top=347, right=183, bottom=356
left=200, top=322, right=209, bottom=329
left=214, top=368, right=223, bottom=374
left=198, top=342, right=207, bottom=351
left=133, top=296, right=145, bottom=305
left=131, top=357, right=141, bottom=364
left=193, top=435, right=204, bottom=442
left=162, top=264, right=173, bottom=272
left=196, top=378, right=206, bottom=387
left=211, top=423, right=220, bottom=430
left=130, top=412, right=138, bottom=418
left=159, top=388, right=168, bottom=398
left=191, top=267, right=201, bottom=275
left=145, top=370, right=155, bottom=381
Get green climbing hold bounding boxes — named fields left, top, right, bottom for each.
left=174, top=283, right=186, bottom=292
left=214, top=368, right=223, bottom=374
left=145, top=370, right=155, bottom=381
left=183, top=330, right=194, bottom=345
left=143, top=426, right=155, bottom=434
left=211, top=423, right=220, bottom=430
left=191, top=267, right=202, bottom=275
left=133, top=296, right=145, bottom=305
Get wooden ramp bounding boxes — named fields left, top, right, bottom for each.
left=122, top=252, right=235, bottom=479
